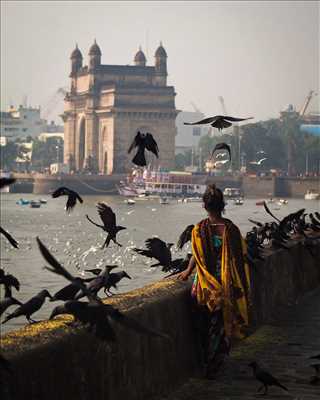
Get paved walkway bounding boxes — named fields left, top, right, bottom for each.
left=162, top=288, right=320, bottom=400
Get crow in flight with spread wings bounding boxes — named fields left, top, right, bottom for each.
left=133, top=237, right=173, bottom=270
left=184, top=115, right=253, bottom=131
left=128, top=131, right=159, bottom=166
left=86, top=203, right=126, bottom=248
left=177, top=224, right=194, bottom=250
left=52, top=186, right=83, bottom=213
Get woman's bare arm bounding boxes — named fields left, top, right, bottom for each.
left=177, top=256, right=195, bottom=281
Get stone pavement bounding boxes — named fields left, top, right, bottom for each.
left=162, top=288, right=320, bottom=400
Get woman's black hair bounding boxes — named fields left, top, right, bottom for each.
left=202, top=184, right=225, bottom=214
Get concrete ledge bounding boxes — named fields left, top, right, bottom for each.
left=1, top=241, right=320, bottom=400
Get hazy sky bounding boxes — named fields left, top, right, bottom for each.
left=1, top=1, right=319, bottom=123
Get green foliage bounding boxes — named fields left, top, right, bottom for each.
left=0, top=142, right=30, bottom=170
left=31, top=138, right=64, bottom=170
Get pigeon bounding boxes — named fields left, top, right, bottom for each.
left=86, top=203, right=126, bottom=248
left=128, top=131, right=159, bottom=167
left=51, top=186, right=83, bottom=213
left=184, top=115, right=253, bottom=131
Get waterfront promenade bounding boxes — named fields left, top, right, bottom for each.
left=162, top=288, right=320, bottom=400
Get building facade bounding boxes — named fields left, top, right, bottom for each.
left=62, top=41, right=178, bottom=174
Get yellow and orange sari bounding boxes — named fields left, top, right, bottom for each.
left=192, top=218, right=251, bottom=339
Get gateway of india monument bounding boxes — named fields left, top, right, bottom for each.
left=62, top=40, right=179, bottom=174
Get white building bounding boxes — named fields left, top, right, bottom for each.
left=175, top=111, right=210, bottom=155
left=0, top=105, right=63, bottom=141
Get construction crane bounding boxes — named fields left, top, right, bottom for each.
left=299, top=90, right=318, bottom=117
left=218, top=96, right=228, bottom=115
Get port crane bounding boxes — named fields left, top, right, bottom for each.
left=299, top=90, right=318, bottom=117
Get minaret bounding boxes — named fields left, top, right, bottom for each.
left=70, top=44, right=83, bottom=76
left=134, top=46, right=147, bottom=67
left=154, top=41, right=167, bottom=86
left=88, top=39, right=102, bottom=70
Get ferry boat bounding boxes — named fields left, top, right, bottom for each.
left=30, top=200, right=41, bottom=208
left=305, top=189, right=320, bottom=200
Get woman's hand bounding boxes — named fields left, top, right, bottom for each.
left=176, top=269, right=192, bottom=281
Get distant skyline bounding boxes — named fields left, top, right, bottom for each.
left=1, top=1, right=319, bottom=123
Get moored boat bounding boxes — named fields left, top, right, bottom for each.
left=305, top=190, right=320, bottom=200
left=16, top=198, right=30, bottom=206
left=30, top=200, right=41, bottom=208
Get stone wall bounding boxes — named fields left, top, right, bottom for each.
left=1, top=241, right=320, bottom=400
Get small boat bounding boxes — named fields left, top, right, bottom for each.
left=233, top=198, right=244, bottom=205
left=305, top=190, right=320, bottom=200
left=159, top=197, right=169, bottom=205
left=125, top=199, right=135, bottom=205
left=30, top=201, right=41, bottom=208
left=16, top=198, right=30, bottom=206
left=39, top=199, right=47, bottom=204
left=183, top=197, right=202, bottom=203
left=256, top=201, right=265, bottom=206
left=278, top=199, right=288, bottom=205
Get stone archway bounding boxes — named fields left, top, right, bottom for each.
left=78, top=117, right=86, bottom=170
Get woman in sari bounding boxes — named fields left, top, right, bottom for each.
left=178, top=184, right=251, bottom=379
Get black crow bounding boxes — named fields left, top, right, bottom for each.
left=128, top=131, right=159, bottom=166
left=0, top=270, right=20, bottom=298
left=52, top=186, right=83, bottom=213
left=37, top=237, right=96, bottom=302
left=177, top=224, right=194, bottom=250
left=75, top=265, right=118, bottom=299
left=0, top=297, right=22, bottom=317
left=210, top=143, right=231, bottom=162
left=133, top=237, right=173, bottom=270
left=0, top=177, right=15, bottom=189
left=103, top=271, right=132, bottom=295
left=0, top=226, right=18, bottom=248
left=50, top=278, right=94, bottom=302
left=2, top=290, right=52, bottom=324
left=248, top=362, right=288, bottom=395
left=164, top=253, right=193, bottom=277
left=86, top=203, right=126, bottom=248
left=184, top=115, right=253, bottom=131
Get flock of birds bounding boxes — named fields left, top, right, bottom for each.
left=1, top=114, right=320, bottom=393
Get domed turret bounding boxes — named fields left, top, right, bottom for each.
left=155, top=41, right=167, bottom=75
left=88, top=39, right=102, bottom=70
left=134, top=46, right=146, bottom=66
left=70, top=44, right=83, bottom=75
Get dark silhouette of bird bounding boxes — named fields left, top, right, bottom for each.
left=128, top=131, right=159, bottom=166
left=102, top=271, right=132, bottom=295
left=310, top=354, right=320, bottom=360
left=314, top=211, right=320, bottom=222
left=86, top=203, right=126, bottom=248
left=263, top=201, right=281, bottom=223
left=0, top=269, right=20, bottom=298
left=50, top=278, right=94, bottom=302
left=184, top=115, right=253, bottom=131
left=2, top=290, right=52, bottom=324
left=0, top=297, right=22, bottom=317
left=50, top=300, right=170, bottom=342
left=84, top=266, right=118, bottom=276
left=248, top=362, right=288, bottom=395
left=210, top=143, right=231, bottom=162
left=177, top=225, right=194, bottom=250
left=0, top=226, right=18, bottom=248
left=133, top=237, right=173, bottom=270
left=51, top=186, right=83, bottom=213
left=0, top=177, right=15, bottom=189
left=164, top=253, right=192, bottom=277
left=75, top=265, right=119, bottom=299
left=37, top=237, right=96, bottom=302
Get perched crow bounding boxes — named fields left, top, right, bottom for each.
left=0, top=177, right=15, bottom=189
left=103, top=271, right=132, bottom=295
left=0, top=297, right=22, bottom=317
left=128, top=131, right=159, bottom=167
left=0, top=226, right=18, bottom=249
left=2, top=290, right=52, bottom=324
left=133, top=237, right=173, bottom=270
left=210, top=143, right=231, bottom=162
left=52, top=186, right=83, bottom=213
left=164, top=253, right=192, bottom=277
left=86, top=203, right=126, bottom=248
left=177, top=224, right=194, bottom=250
left=184, top=115, right=253, bottom=131
left=248, top=362, right=288, bottom=395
